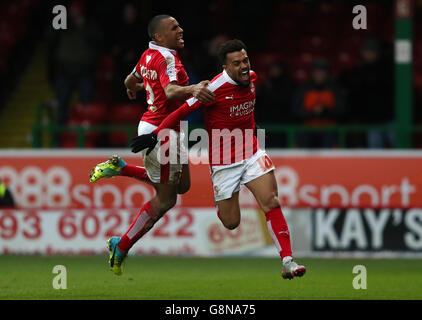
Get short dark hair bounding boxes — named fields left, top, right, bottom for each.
left=217, top=39, right=247, bottom=65
left=148, top=14, right=171, bottom=41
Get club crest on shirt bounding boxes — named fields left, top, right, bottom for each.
left=165, top=69, right=177, bottom=77
left=165, top=66, right=177, bottom=78
left=149, top=105, right=157, bottom=112
left=250, top=82, right=255, bottom=93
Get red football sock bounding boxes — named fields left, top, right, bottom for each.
left=265, top=206, right=292, bottom=259
left=120, top=164, right=151, bottom=183
left=118, top=201, right=159, bottom=253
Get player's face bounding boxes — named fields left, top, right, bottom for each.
left=157, top=17, right=184, bottom=50
left=224, top=49, right=251, bottom=87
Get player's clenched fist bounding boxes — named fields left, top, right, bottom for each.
left=130, top=132, right=158, bottom=154
left=192, top=80, right=215, bottom=104
left=126, top=82, right=145, bottom=100
left=127, top=89, right=137, bottom=100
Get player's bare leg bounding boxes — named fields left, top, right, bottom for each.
left=107, top=182, right=178, bottom=275
left=215, top=192, right=241, bottom=230
left=119, top=182, right=177, bottom=251
left=177, top=164, right=191, bottom=194
left=245, top=170, right=279, bottom=213
left=149, top=183, right=178, bottom=216
left=245, top=171, right=306, bottom=279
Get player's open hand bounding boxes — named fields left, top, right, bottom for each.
left=130, top=132, right=158, bottom=155
left=193, top=80, right=215, bottom=104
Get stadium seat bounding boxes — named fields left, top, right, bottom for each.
left=332, top=52, right=358, bottom=73
left=413, top=120, right=422, bottom=148
left=378, top=22, right=394, bottom=43
left=298, top=35, right=333, bottom=55
left=107, top=103, right=144, bottom=147
left=69, top=103, right=108, bottom=125
left=60, top=115, right=103, bottom=148
left=303, top=19, right=339, bottom=37
left=290, top=52, right=315, bottom=71
left=413, top=72, right=422, bottom=94
left=276, top=2, right=310, bottom=19
left=0, top=52, right=8, bottom=75
left=291, top=67, right=309, bottom=84
left=364, top=2, right=384, bottom=22
left=59, top=103, right=107, bottom=147
left=60, top=128, right=100, bottom=148
left=108, top=131, right=138, bottom=147
left=0, top=22, right=19, bottom=50
left=314, top=1, right=348, bottom=16
left=269, top=34, right=299, bottom=53
left=108, top=104, right=145, bottom=125
left=414, top=42, right=422, bottom=68
left=335, top=35, right=364, bottom=56
left=95, top=55, right=115, bottom=103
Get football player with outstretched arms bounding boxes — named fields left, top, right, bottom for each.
left=130, top=39, right=306, bottom=279
left=89, top=15, right=215, bottom=275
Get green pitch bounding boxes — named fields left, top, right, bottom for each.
left=0, top=255, right=421, bottom=300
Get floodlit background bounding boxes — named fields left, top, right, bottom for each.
left=0, top=0, right=422, bottom=300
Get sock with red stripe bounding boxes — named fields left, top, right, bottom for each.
left=265, top=206, right=292, bottom=260
left=120, top=164, right=151, bottom=183
left=118, top=201, right=159, bottom=253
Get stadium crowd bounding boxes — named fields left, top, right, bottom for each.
left=2, top=0, right=422, bottom=148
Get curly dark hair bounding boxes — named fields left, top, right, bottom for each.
left=217, top=39, right=247, bottom=65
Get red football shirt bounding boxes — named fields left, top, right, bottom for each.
left=154, top=70, right=259, bottom=166
left=132, top=41, right=189, bottom=126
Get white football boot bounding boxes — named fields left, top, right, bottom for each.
left=282, top=257, right=306, bottom=280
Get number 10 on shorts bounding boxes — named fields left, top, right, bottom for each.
left=257, top=155, right=274, bottom=172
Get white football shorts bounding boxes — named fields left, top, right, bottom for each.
left=210, top=149, right=275, bottom=202
left=137, top=120, right=187, bottom=184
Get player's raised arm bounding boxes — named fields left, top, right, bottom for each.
left=124, top=73, right=145, bottom=100
left=130, top=99, right=203, bottom=154
left=165, top=80, right=215, bottom=103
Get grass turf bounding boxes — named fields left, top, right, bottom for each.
left=0, top=255, right=421, bottom=300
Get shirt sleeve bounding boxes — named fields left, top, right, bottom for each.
left=157, top=55, right=178, bottom=89
left=153, top=99, right=204, bottom=134
left=153, top=74, right=220, bottom=133
left=250, top=70, right=258, bottom=82
left=132, top=60, right=142, bottom=80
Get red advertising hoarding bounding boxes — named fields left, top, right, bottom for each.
left=0, top=150, right=421, bottom=209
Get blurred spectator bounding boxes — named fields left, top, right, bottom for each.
left=0, top=178, right=15, bottom=207
left=185, top=34, right=230, bottom=128
left=110, top=3, right=143, bottom=103
left=47, top=0, right=103, bottom=125
left=340, top=37, right=394, bottom=148
left=194, top=34, right=230, bottom=80
left=291, top=58, right=346, bottom=148
left=255, top=61, right=295, bottom=147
